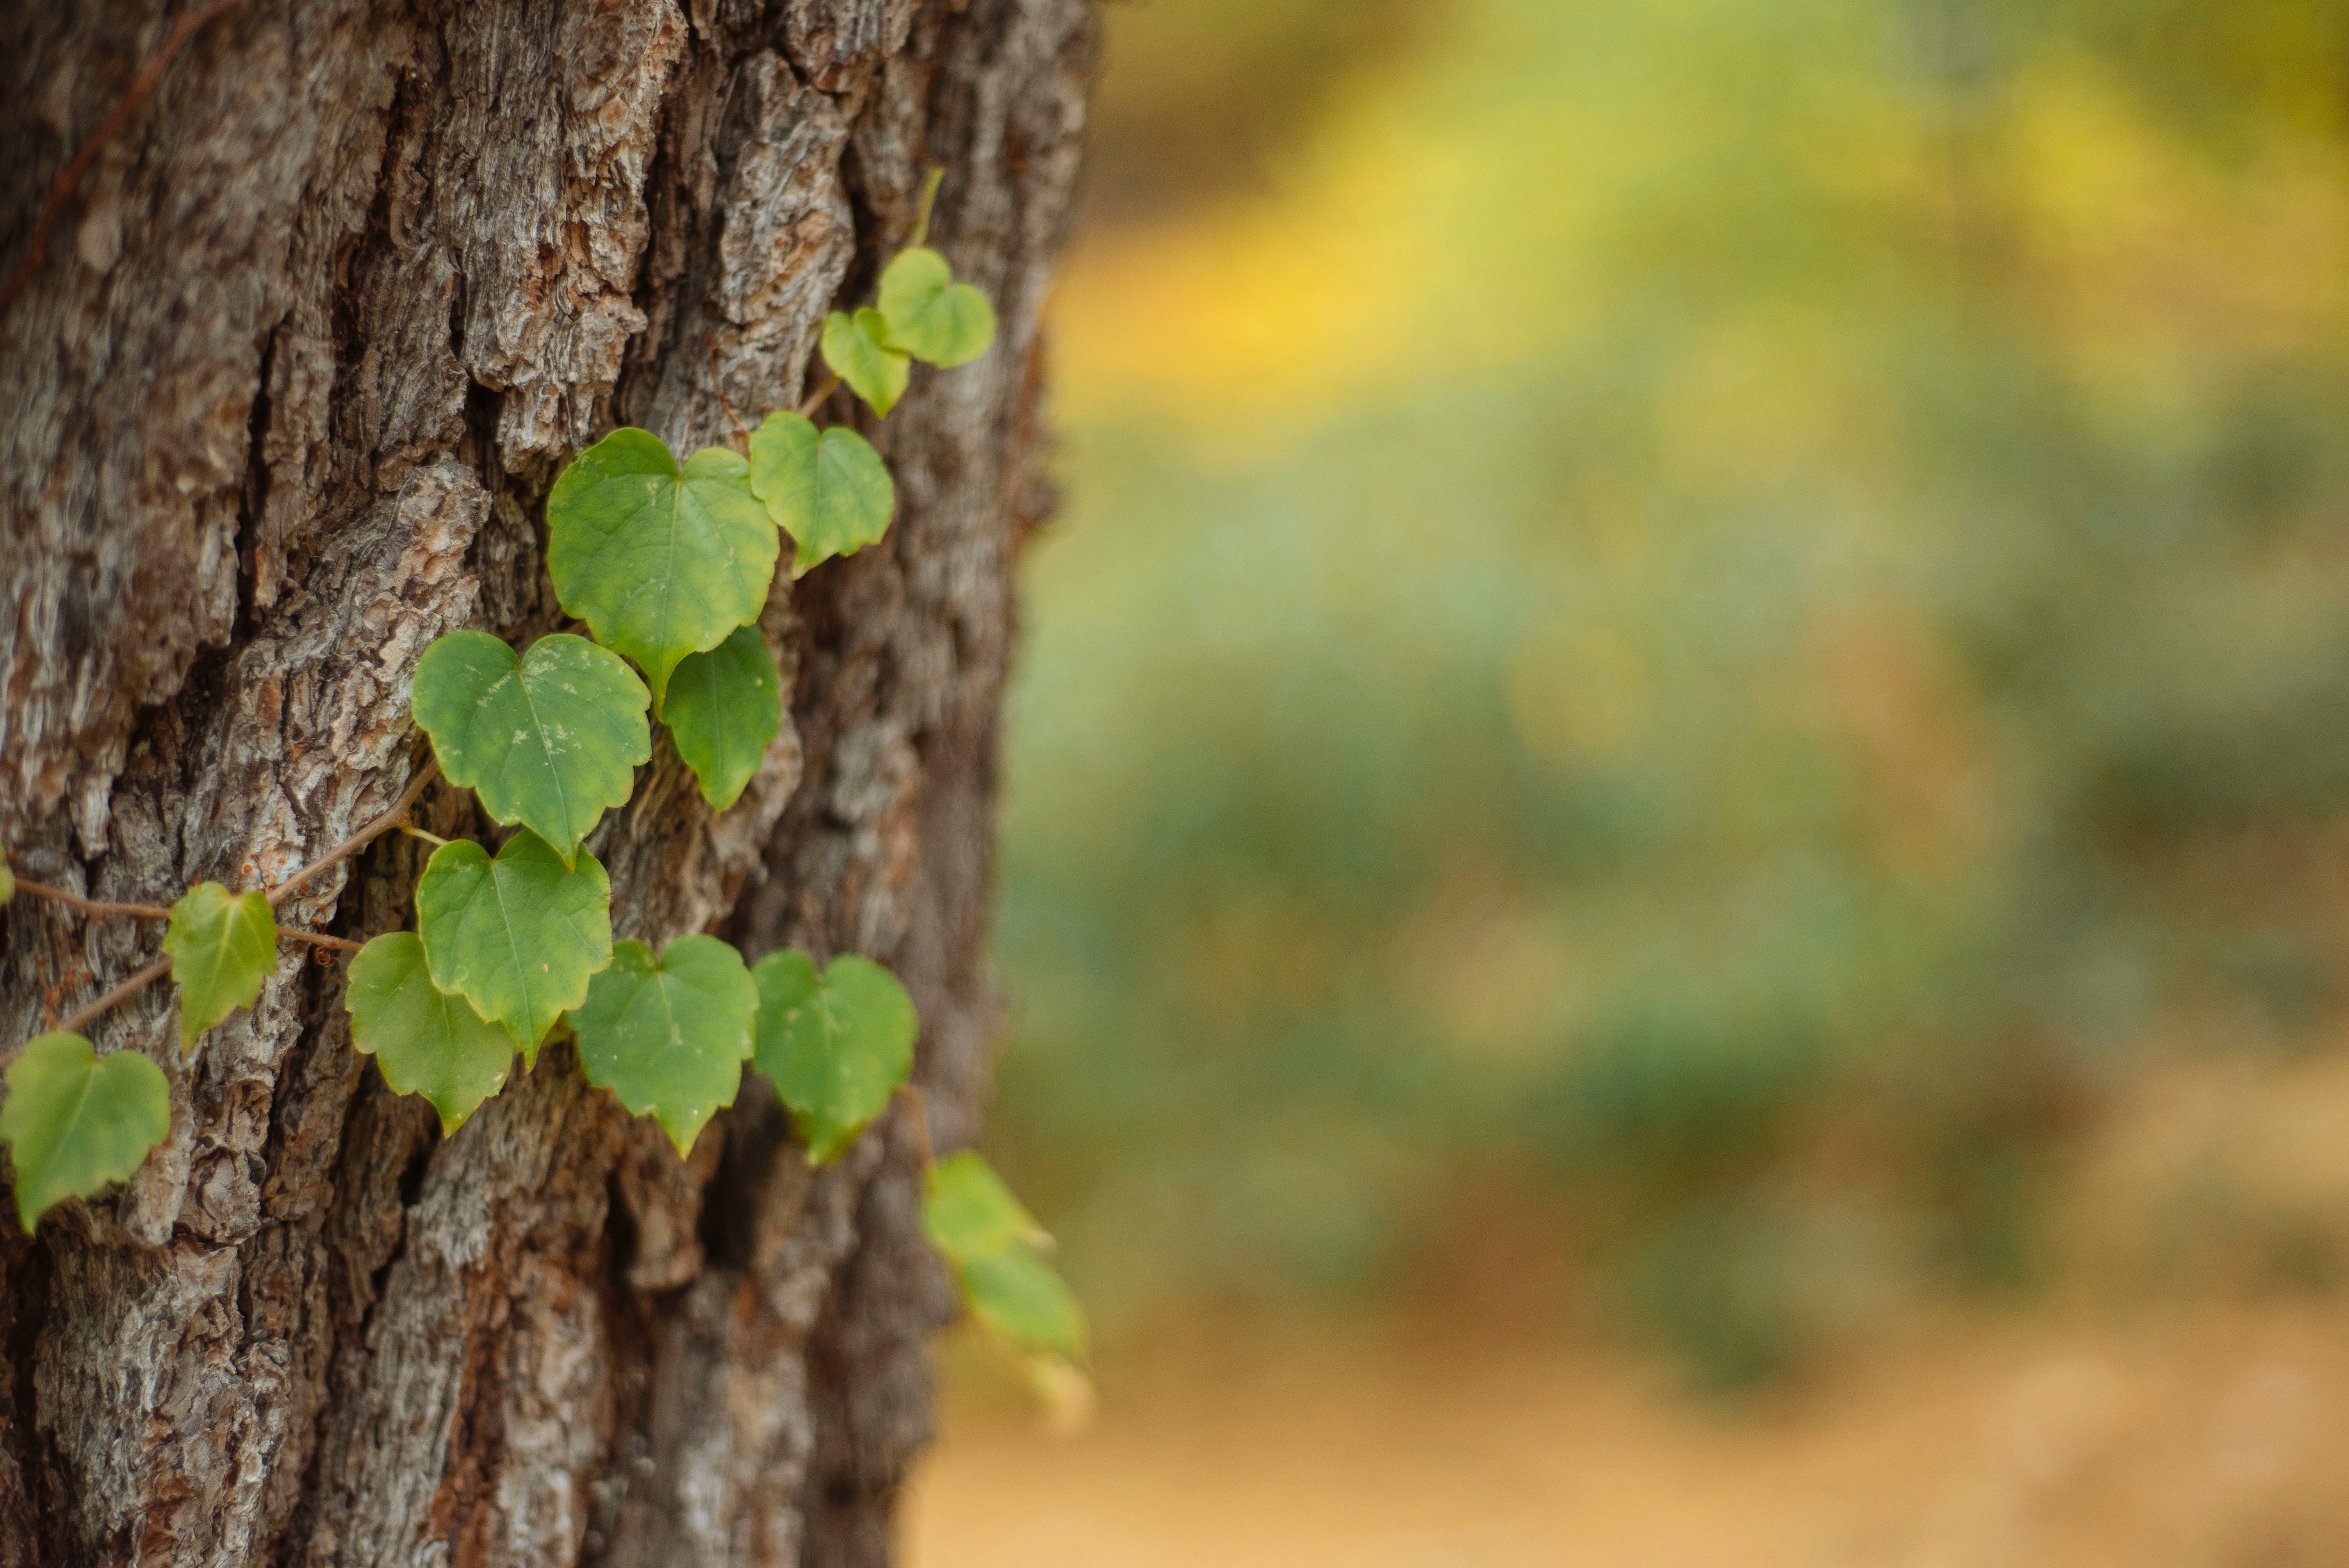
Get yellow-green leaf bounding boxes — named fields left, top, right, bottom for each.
left=572, top=935, right=757, bottom=1154
left=545, top=429, right=780, bottom=704
left=877, top=247, right=996, bottom=368
left=923, top=1149, right=1052, bottom=1260
left=750, top=950, right=916, bottom=1164
left=746, top=411, right=897, bottom=576
left=0, top=1033, right=170, bottom=1230
left=662, top=627, right=784, bottom=811
left=163, top=882, right=277, bottom=1048
left=410, top=630, right=651, bottom=866
left=821, top=308, right=910, bottom=417
left=415, top=830, right=613, bottom=1061
left=345, top=932, right=513, bottom=1133
left=957, top=1246, right=1087, bottom=1361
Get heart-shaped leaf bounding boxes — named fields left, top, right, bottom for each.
left=922, top=1150, right=1052, bottom=1260
left=572, top=934, right=757, bottom=1154
left=662, top=626, right=783, bottom=811
left=544, top=429, right=780, bottom=703
left=0, top=1033, right=171, bottom=1230
left=821, top=308, right=910, bottom=417
left=957, top=1246, right=1087, bottom=1360
left=163, top=881, right=277, bottom=1048
left=345, top=932, right=513, bottom=1133
left=416, top=831, right=613, bottom=1060
left=746, top=412, right=896, bottom=576
left=750, top=950, right=916, bottom=1164
left=410, top=630, right=651, bottom=867
left=878, top=247, right=996, bottom=368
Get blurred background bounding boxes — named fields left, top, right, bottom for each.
left=911, top=0, right=2349, bottom=1562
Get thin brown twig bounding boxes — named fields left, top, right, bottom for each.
left=267, top=756, right=439, bottom=907
left=898, top=1081, right=936, bottom=1175
left=12, top=882, right=172, bottom=921
left=0, top=0, right=249, bottom=317
left=706, top=337, right=751, bottom=447
left=796, top=374, right=842, bottom=418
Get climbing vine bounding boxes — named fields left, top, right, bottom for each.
left=0, top=174, right=1083, bottom=1382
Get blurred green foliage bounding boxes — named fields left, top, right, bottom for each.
left=994, top=0, right=2349, bottom=1384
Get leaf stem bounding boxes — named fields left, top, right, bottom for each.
left=398, top=825, right=450, bottom=848
left=279, top=928, right=364, bottom=954
left=12, top=882, right=173, bottom=921
left=796, top=374, right=843, bottom=418
left=909, top=166, right=945, bottom=250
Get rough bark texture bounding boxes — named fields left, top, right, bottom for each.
left=0, top=2, right=1091, bottom=1563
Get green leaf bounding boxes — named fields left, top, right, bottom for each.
left=821, top=309, right=910, bottom=416
left=415, top=831, right=613, bottom=1061
left=923, top=1150, right=1052, bottom=1260
left=163, top=882, right=277, bottom=1047
left=663, top=627, right=784, bottom=811
left=0, top=1033, right=170, bottom=1230
left=877, top=248, right=996, bottom=368
left=345, top=933, right=513, bottom=1133
left=544, top=429, right=781, bottom=704
left=746, top=412, right=897, bottom=576
left=0, top=849, right=13, bottom=906
left=750, top=950, right=916, bottom=1164
left=957, top=1246, right=1087, bottom=1360
left=572, top=935, right=757, bottom=1154
left=410, top=630, right=651, bottom=866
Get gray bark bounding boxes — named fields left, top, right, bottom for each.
left=0, top=2, right=1091, bottom=1563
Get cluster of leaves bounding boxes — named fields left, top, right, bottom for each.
left=0, top=208, right=1080, bottom=1381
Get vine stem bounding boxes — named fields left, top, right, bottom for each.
left=12, top=882, right=172, bottom=922
left=55, top=959, right=173, bottom=1039
left=706, top=336, right=752, bottom=448
left=0, top=756, right=439, bottom=1067
left=0, top=0, right=249, bottom=317
left=267, top=757, right=439, bottom=906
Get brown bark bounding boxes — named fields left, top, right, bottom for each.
left=0, top=2, right=1091, bottom=1563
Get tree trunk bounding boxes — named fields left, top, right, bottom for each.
left=0, top=2, right=1091, bottom=1563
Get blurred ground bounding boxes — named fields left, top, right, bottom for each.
left=917, top=0, right=2349, bottom=1552
left=910, top=1303, right=2349, bottom=1568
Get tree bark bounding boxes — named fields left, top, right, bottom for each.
left=0, top=2, right=1091, bottom=1563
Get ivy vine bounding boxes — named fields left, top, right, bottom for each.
left=0, top=174, right=1082, bottom=1380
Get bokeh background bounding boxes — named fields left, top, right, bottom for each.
left=911, top=1, right=2349, bottom=1561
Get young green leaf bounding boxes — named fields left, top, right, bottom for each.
left=544, top=429, right=780, bottom=704
left=345, top=932, right=513, bottom=1133
left=410, top=630, right=651, bottom=866
left=661, top=627, right=783, bottom=811
left=750, top=950, right=916, bottom=1164
left=922, top=1149, right=1052, bottom=1260
left=0, top=1033, right=171, bottom=1230
left=957, top=1246, right=1087, bottom=1361
left=572, top=934, right=756, bottom=1154
left=877, top=248, right=996, bottom=368
left=820, top=308, right=910, bottom=417
left=745, top=412, right=896, bottom=576
left=163, top=881, right=277, bottom=1047
left=415, top=831, right=613, bottom=1060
